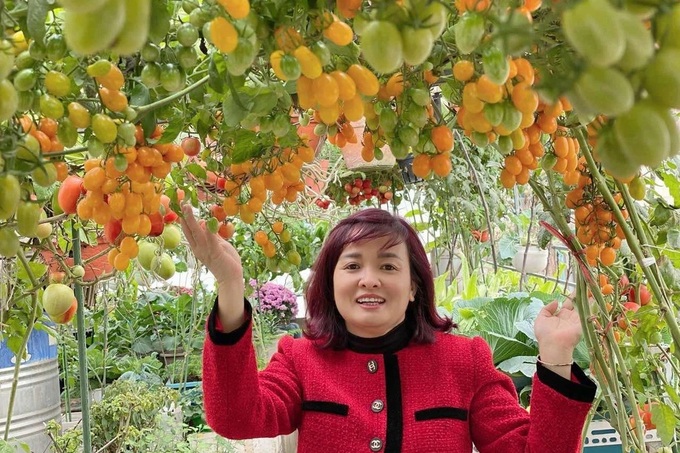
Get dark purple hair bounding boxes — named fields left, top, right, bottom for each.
left=304, top=208, right=453, bottom=348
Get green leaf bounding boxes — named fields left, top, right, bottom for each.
left=251, top=91, right=279, bottom=115
left=208, top=54, right=226, bottom=93
left=17, top=261, right=47, bottom=283
left=7, top=335, right=23, bottom=356
left=661, top=171, right=680, bottom=205
left=222, top=90, right=249, bottom=127
left=667, top=228, right=680, bottom=249
left=185, top=163, right=207, bottom=180
left=157, top=113, right=185, bottom=144
left=175, top=261, right=188, bottom=272
left=651, top=402, right=676, bottom=445
left=230, top=130, right=261, bottom=163
left=148, top=0, right=172, bottom=44
left=26, top=0, right=50, bottom=43
left=130, top=83, right=151, bottom=106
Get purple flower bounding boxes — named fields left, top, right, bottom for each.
left=254, top=282, right=298, bottom=323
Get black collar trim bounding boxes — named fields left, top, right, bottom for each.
left=346, top=319, right=412, bottom=354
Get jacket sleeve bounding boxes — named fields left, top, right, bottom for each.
left=202, top=299, right=302, bottom=440
left=469, top=336, right=596, bottom=453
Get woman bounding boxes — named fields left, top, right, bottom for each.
left=180, top=206, right=596, bottom=453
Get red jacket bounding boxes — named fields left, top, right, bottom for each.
left=203, top=305, right=595, bottom=453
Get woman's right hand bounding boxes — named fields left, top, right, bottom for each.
left=180, top=204, right=246, bottom=330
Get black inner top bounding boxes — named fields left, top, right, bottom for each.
left=346, top=319, right=413, bottom=354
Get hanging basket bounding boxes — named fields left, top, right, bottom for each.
left=338, top=120, right=396, bottom=171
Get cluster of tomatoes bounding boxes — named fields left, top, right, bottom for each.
left=335, top=176, right=397, bottom=206
left=566, top=167, right=627, bottom=268
left=56, top=124, right=184, bottom=272
left=562, top=0, right=679, bottom=180
left=453, top=56, right=548, bottom=188
left=539, top=122, right=582, bottom=186
left=253, top=220, right=301, bottom=266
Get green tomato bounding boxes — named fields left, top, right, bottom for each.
left=16, top=91, right=35, bottom=113
left=117, top=122, right=137, bottom=146
left=471, top=131, right=489, bottom=147
left=0, top=227, right=20, bottom=258
left=141, top=43, right=161, bottom=62
left=401, top=26, right=434, bottom=67
left=28, top=41, right=47, bottom=60
left=379, top=107, right=398, bottom=132
left=113, top=152, right=128, bottom=171
left=643, top=48, right=680, bottom=109
left=421, top=1, right=449, bottom=39
left=628, top=176, right=646, bottom=200
left=497, top=135, right=514, bottom=155
left=0, top=80, right=18, bottom=121
left=483, top=102, right=504, bottom=127
left=403, top=104, right=428, bottom=128
left=574, top=66, right=634, bottom=117
left=361, top=21, right=404, bottom=74
left=92, top=113, right=118, bottom=143
left=614, top=100, right=670, bottom=168
left=310, top=41, right=331, bottom=66
left=32, top=163, right=58, bottom=187
left=616, top=11, right=654, bottom=72
left=390, top=138, right=410, bottom=159
left=189, top=7, right=212, bottom=28
left=13, top=68, right=38, bottom=92
left=409, top=88, right=431, bottom=107
left=39, top=93, right=65, bottom=119
left=227, top=38, right=257, bottom=76
left=280, top=54, right=302, bottom=80
left=45, top=34, right=68, bottom=61
left=562, top=0, right=625, bottom=67
left=14, top=51, right=34, bottom=70
left=398, top=125, right=419, bottom=147
left=86, top=59, right=112, bottom=77
left=0, top=174, right=21, bottom=220
left=454, top=12, right=485, bottom=55
left=182, top=0, right=197, bottom=13
left=595, top=129, right=640, bottom=180
left=500, top=103, right=522, bottom=131
left=16, top=201, right=42, bottom=237
left=57, top=117, right=79, bottom=148
left=63, top=0, right=126, bottom=55
left=655, top=3, right=680, bottom=49
left=177, top=46, right=199, bottom=70
left=0, top=40, right=14, bottom=79
left=482, top=46, right=509, bottom=85
left=141, top=62, right=161, bottom=88
left=176, top=23, right=199, bottom=47
left=160, top=64, right=185, bottom=92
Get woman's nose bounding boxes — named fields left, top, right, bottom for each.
left=359, top=269, right=380, bottom=287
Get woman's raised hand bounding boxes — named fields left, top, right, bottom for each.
left=180, top=204, right=246, bottom=331
left=179, top=203, right=244, bottom=294
left=534, top=293, right=583, bottom=377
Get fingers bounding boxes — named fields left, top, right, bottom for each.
left=542, top=300, right=559, bottom=315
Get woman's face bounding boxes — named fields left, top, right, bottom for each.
left=333, top=236, right=415, bottom=338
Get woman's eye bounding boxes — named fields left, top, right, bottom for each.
left=344, top=263, right=359, bottom=270
left=382, top=264, right=397, bottom=270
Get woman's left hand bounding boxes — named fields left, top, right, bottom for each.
left=534, top=295, right=583, bottom=362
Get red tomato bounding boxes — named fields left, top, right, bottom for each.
left=148, top=212, right=165, bottom=236
left=103, top=219, right=122, bottom=245
left=58, top=175, right=84, bottom=214
left=181, top=136, right=201, bottom=157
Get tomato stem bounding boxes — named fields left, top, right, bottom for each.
left=133, top=74, right=210, bottom=116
